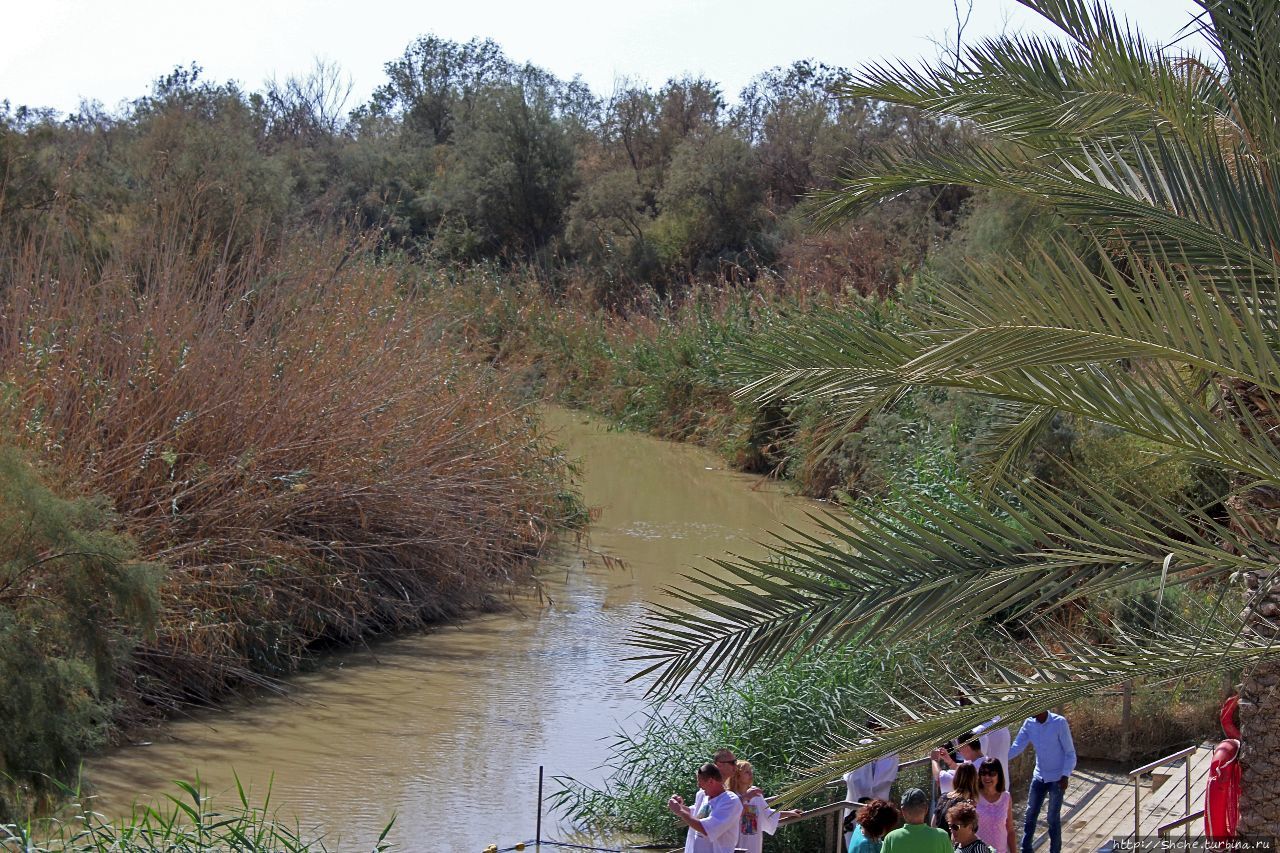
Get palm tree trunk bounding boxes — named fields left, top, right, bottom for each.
left=1237, top=565, right=1280, bottom=835
left=1223, top=382, right=1280, bottom=835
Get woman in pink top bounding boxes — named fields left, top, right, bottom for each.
left=976, top=759, right=1015, bottom=853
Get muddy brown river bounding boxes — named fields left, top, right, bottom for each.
left=84, top=407, right=825, bottom=851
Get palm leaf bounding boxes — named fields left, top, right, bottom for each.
left=969, top=402, right=1059, bottom=492
left=813, top=135, right=1278, bottom=284
left=837, top=5, right=1224, bottom=146
left=780, top=617, right=1277, bottom=802
left=630, top=474, right=1273, bottom=696
left=735, top=309, right=1280, bottom=488
left=1200, top=0, right=1280, bottom=161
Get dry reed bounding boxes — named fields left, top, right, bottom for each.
left=0, top=225, right=571, bottom=717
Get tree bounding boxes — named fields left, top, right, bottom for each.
left=653, top=131, right=766, bottom=277
left=733, top=60, right=851, bottom=206
left=365, top=35, right=514, bottom=145
left=0, top=448, right=157, bottom=815
left=120, top=65, right=293, bottom=269
left=426, top=72, right=578, bottom=260
left=632, top=0, right=1280, bottom=833
left=259, top=58, right=353, bottom=147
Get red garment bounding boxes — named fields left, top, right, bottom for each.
left=1205, top=694, right=1242, bottom=841
left=1205, top=739, right=1240, bottom=840
left=1220, top=694, right=1241, bottom=740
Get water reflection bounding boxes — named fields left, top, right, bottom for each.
left=84, top=407, right=825, bottom=850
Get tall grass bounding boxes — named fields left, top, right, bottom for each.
left=416, top=265, right=784, bottom=454
left=0, top=225, right=574, bottom=766
left=1, top=779, right=392, bottom=852
left=550, top=634, right=957, bottom=853
left=413, top=263, right=952, bottom=495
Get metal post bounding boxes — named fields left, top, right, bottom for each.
left=1133, top=777, right=1141, bottom=842
left=536, top=765, right=544, bottom=846
left=1184, top=756, right=1191, bottom=840
left=1120, top=680, right=1133, bottom=762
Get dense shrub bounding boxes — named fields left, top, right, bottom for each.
left=0, top=449, right=157, bottom=818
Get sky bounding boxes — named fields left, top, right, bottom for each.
left=4, top=0, right=1206, bottom=116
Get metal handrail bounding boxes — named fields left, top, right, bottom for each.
left=1127, top=744, right=1199, bottom=841
left=1158, top=810, right=1205, bottom=837
left=1128, top=744, right=1198, bottom=778
left=779, top=754, right=936, bottom=852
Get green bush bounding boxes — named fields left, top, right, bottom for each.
left=0, top=448, right=157, bottom=819
left=1066, top=424, right=1196, bottom=505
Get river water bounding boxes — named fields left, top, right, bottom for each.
left=84, top=407, right=825, bottom=851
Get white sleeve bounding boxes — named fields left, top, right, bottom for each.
left=872, top=754, right=899, bottom=799
left=753, top=795, right=783, bottom=835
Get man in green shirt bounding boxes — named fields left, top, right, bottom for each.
left=881, top=788, right=951, bottom=853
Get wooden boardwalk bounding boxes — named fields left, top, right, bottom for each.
left=1028, top=743, right=1214, bottom=853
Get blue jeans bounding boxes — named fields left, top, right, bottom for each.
left=1021, top=777, right=1064, bottom=853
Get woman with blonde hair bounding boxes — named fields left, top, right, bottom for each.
left=933, top=763, right=979, bottom=833
left=730, top=759, right=801, bottom=853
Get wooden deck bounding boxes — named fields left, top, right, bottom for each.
left=1028, top=743, right=1214, bottom=853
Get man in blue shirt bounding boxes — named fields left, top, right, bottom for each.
left=1008, top=710, right=1076, bottom=853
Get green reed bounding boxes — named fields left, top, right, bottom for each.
left=1, top=778, right=394, bottom=852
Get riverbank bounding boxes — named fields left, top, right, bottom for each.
left=414, top=262, right=956, bottom=501
left=0, top=232, right=581, bottom=823
left=72, top=406, right=828, bottom=851
left=414, top=267, right=1224, bottom=852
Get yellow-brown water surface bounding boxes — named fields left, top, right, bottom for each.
left=84, top=406, right=826, bottom=851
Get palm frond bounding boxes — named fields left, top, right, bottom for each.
left=1200, top=0, right=1280, bottom=161
left=969, top=402, right=1059, bottom=492
left=735, top=310, right=1280, bottom=488
left=935, top=238, right=1280, bottom=347
left=781, top=618, right=1277, bottom=802
left=837, top=0, right=1225, bottom=147
left=629, top=476, right=1273, bottom=696
left=813, top=135, right=1278, bottom=284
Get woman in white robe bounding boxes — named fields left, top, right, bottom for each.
left=730, top=759, right=801, bottom=853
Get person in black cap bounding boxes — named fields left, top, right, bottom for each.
left=880, top=788, right=950, bottom=853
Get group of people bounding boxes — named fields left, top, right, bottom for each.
left=847, top=786, right=986, bottom=853
left=666, top=747, right=802, bottom=853
left=847, top=710, right=1075, bottom=853
left=665, top=742, right=803, bottom=850
left=667, top=709, right=1077, bottom=853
